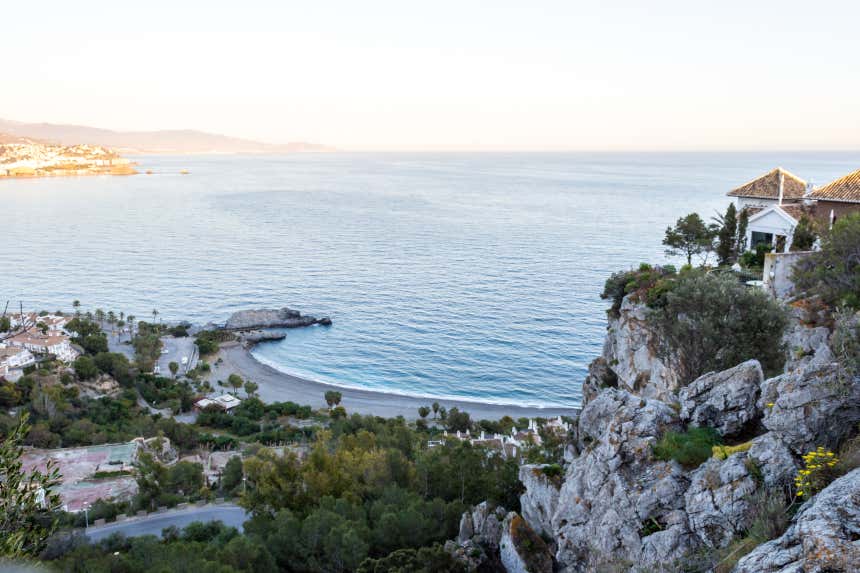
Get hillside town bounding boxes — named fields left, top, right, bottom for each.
left=0, top=135, right=134, bottom=178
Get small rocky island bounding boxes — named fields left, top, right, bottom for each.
left=224, top=307, right=332, bottom=330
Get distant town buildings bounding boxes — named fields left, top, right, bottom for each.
left=428, top=416, right=573, bottom=460
left=0, top=138, right=133, bottom=178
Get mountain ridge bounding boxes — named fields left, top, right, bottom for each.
left=0, top=118, right=333, bottom=154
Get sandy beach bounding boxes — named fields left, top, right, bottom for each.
left=208, top=343, right=578, bottom=421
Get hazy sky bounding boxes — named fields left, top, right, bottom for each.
left=3, top=1, right=859, bottom=150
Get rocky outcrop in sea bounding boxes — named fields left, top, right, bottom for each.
left=224, top=307, right=332, bottom=330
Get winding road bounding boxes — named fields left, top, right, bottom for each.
left=84, top=503, right=248, bottom=542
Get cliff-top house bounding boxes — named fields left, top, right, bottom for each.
left=728, top=167, right=860, bottom=252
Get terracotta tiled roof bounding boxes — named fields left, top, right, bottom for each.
left=728, top=167, right=807, bottom=199
left=810, top=168, right=860, bottom=203
left=779, top=203, right=816, bottom=222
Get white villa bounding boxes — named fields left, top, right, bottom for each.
left=0, top=345, right=36, bottom=380
left=728, top=167, right=860, bottom=253
left=7, top=330, right=77, bottom=363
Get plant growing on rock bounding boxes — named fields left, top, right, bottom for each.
left=648, top=273, right=788, bottom=384
left=652, top=426, right=721, bottom=468
left=794, top=447, right=839, bottom=499
left=792, top=212, right=860, bottom=309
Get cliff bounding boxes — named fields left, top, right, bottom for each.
left=450, top=294, right=860, bottom=572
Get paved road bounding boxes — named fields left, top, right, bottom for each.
left=84, top=504, right=247, bottom=542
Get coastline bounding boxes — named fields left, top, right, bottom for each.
left=209, top=343, right=579, bottom=421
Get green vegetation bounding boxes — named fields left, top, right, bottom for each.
left=132, top=321, right=163, bottom=372
left=0, top=315, right=10, bottom=332
left=793, top=213, right=860, bottom=309
left=601, top=263, right=678, bottom=317
left=325, top=390, right=343, bottom=409
left=739, top=243, right=772, bottom=269
left=790, top=216, right=818, bottom=251
left=663, top=212, right=714, bottom=265
left=0, top=414, right=62, bottom=558
left=653, top=427, right=721, bottom=468
left=195, top=329, right=234, bottom=355
left=649, top=272, right=788, bottom=383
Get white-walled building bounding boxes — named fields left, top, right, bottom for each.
left=0, top=345, right=36, bottom=380
left=7, top=330, right=77, bottom=363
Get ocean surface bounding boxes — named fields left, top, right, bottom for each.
left=3, top=152, right=858, bottom=407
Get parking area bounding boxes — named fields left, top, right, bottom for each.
left=156, top=336, right=199, bottom=376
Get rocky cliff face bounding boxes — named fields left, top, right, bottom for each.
left=499, top=296, right=860, bottom=572
left=589, top=297, right=680, bottom=403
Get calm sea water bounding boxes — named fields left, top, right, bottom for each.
left=3, top=152, right=858, bottom=407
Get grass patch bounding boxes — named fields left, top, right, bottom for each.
left=653, top=427, right=721, bottom=468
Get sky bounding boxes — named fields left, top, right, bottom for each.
left=2, top=1, right=860, bottom=151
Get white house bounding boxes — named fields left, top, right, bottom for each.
left=194, top=393, right=242, bottom=412
left=7, top=330, right=77, bottom=363
left=743, top=203, right=815, bottom=253
left=0, top=345, right=36, bottom=380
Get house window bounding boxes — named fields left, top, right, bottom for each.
left=751, top=231, right=773, bottom=248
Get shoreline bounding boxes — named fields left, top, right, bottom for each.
left=209, top=343, right=579, bottom=421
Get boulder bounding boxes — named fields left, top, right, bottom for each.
left=499, top=512, right=553, bottom=573
left=760, top=361, right=860, bottom=455
left=679, top=360, right=763, bottom=438
left=747, top=432, right=798, bottom=488
left=735, top=468, right=860, bottom=572
left=553, top=389, right=695, bottom=570
left=601, top=296, right=681, bottom=402
left=684, top=454, right=758, bottom=549
left=581, top=356, right=618, bottom=405
left=224, top=308, right=331, bottom=330
left=519, top=465, right=561, bottom=538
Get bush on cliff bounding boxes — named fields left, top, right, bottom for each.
left=653, top=427, right=721, bottom=468
left=648, top=273, right=788, bottom=384
left=792, top=212, right=860, bottom=309
left=601, top=263, right=678, bottom=317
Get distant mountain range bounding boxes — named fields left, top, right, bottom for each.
left=0, top=118, right=333, bottom=154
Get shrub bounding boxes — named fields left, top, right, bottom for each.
left=794, top=447, right=839, bottom=499
left=739, top=243, right=772, bottom=269
left=792, top=213, right=860, bottom=309
left=73, top=355, right=98, bottom=380
left=653, top=427, right=721, bottom=468
left=601, top=264, right=678, bottom=317
left=648, top=273, right=788, bottom=384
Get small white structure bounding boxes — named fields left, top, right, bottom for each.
left=194, top=393, right=242, bottom=412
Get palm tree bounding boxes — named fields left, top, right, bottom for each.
left=152, top=309, right=159, bottom=325
left=94, top=309, right=106, bottom=325
left=127, top=315, right=136, bottom=339
left=72, top=300, right=81, bottom=317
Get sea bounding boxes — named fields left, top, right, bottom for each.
left=3, top=152, right=858, bottom=407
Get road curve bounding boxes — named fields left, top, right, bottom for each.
left=84, top=503, right=248, bottom=542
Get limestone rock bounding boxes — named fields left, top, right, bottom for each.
left=224, top=308, right=330, bottom=330
left=581, top=356, right=618, bottom=405
left=236, top=329, right=287, bottom=344
left=684, top=454, right=758, bottom=549
left=602, top=296, right=681, bottom=402
left=519, top=464, right=561, bottom=538
left=499, top=512, right=553, bottom=573
left=679, top=360, right=763, bottom=438
left=782, top=321, right=833, bottom=373
left=747, top=432, right=798, bottom=488
left=458, top=511, right=474, bottom=544
left=760, top=361, right=860, bottom=454
left=553, top=389, right=695, bottom=570
left=734, top=468, right=860, bottom=572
